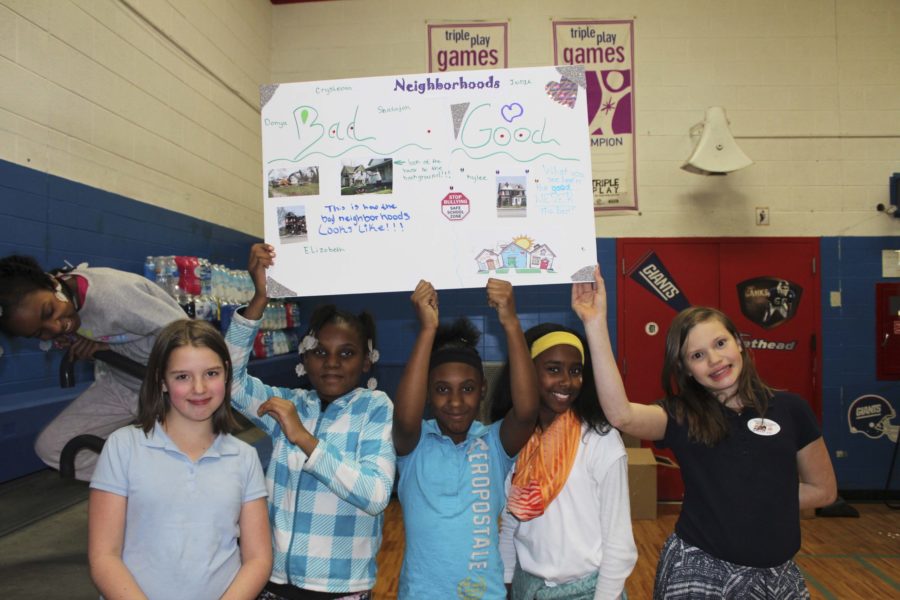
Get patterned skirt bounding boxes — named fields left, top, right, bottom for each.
left=653, top=534, right=810, bottom=599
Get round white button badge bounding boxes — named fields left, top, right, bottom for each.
left=747, top=418, right=781, bottom=436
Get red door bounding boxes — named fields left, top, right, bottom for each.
left=718, top=241, right=820, bottom=413
left=617, top=238, right=820, bottom=500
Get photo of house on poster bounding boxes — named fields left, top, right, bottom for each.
left=259, top=65, right=598, bottom=298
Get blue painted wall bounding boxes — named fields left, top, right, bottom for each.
left=2, top=158, right=897, bottom=492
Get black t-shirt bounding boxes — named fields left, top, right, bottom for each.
left=656, top=392, right=821, bottom=567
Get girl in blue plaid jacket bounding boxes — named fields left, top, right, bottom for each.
left=225, top=244, right=395, bottom=600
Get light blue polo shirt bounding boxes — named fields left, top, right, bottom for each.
left=91, top=423, right=268, bottom=600
left=396, top=419, right=514, bottom=600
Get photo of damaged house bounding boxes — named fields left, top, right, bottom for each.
left=268, top=166, right=320, bottom=197
left=277, top=205, right=308, bottom=244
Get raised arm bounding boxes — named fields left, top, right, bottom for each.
left=572, top=266, right=668, bottom=441
left=491, top=278, right=539, bottom=456
left=797, top=437, right=837, bottom=510
left=227, top=243, right=302, bottom=435
left=393, top=280, right=439, bottom=456
left=244, top=242, right=275, bottom=321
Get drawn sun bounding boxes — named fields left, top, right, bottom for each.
left=512, top=235, right=534, bottom=250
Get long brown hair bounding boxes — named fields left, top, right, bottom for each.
left=660, top=306, right=772, bottom=446
left=138, top=319, right=238, bottom=435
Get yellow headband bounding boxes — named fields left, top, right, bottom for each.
left=530, top=331, right=585, bottom=363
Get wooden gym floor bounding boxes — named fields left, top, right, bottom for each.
left=372, top=501, right=900, bottom=599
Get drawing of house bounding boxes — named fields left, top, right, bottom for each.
left=475, top=249, right=501, bottom=272
left=499, top=242, right=528, bottom=269
left=529, top=244, right=556, bottom=270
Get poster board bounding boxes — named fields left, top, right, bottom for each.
left=260, top=66, right=597, bottom=297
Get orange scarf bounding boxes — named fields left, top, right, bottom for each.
left=507, top=409, right=581, bottom=521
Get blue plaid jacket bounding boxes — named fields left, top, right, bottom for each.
left=226, top=312, right=395, bottom=592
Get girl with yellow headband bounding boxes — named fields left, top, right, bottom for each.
left=492, top=323, right=637, bottom=599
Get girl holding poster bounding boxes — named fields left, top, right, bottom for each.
left=573, top=266, right=836, bottom=599
left=226, top=243, right=395, bottom=600
left=492, top=322, right=637, bottom=599
left=392, top=278, right=538, bottom=600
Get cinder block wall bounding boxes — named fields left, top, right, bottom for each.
left=0, top=0, right=269, bottom=236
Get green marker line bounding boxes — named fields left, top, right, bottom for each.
left=797, top=566, right=838, bottom=600
left=854, top=557, right=900, bottom=590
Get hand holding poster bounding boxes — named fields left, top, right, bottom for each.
left=260, top=66, right=598, bottom=297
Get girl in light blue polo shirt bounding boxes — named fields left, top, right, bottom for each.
left=392, top=278, right=539, bottom=600
left=88, top=320, right=272, bottom=600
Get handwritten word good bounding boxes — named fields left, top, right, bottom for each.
left=458, top=103, right=560, bottom=150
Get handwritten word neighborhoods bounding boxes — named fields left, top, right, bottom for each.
left=394, top=76, right=500, bottom=95
left=319, top=202, right=411, bottom=236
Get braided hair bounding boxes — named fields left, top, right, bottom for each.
left=429, top=317, right=483, bottom=375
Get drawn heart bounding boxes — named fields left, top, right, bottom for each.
left=500, top=102, right=524, bottom=123
left=545, top=77, right=577, bottom=108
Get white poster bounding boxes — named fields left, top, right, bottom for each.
left=259, top=66, right=597, bottom=298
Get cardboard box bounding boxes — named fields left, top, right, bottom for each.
left=627, top=448, right=657, bottom=520
left=621, top=433, right=642, bottom=448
